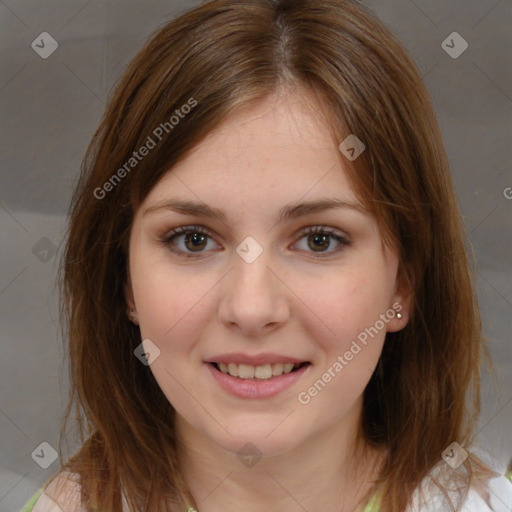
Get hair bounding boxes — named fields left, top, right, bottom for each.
left=53, top=0, right=498, bottom=510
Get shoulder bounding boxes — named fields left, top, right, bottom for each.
left=25, top=471, right=84, bottom=512
left=461, top=475, right=512, bottom=511
left=406, top=472, right=512, bottom=512
left=468, top=475, right=512, bottom=511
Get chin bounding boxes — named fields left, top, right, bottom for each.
left=211, top=426, right=303, bottom=460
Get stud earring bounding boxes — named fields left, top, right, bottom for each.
left=397, top=312, right=403, bottom=319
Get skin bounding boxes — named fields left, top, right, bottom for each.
left=125, top=87, right=412, bottom=512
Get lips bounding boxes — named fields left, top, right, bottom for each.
left=205, top=359, right=311, bottom=399
left=204, top=352, right=310, bottom=381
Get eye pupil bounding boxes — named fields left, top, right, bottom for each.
left=308, top=234, right=330, bottom=251
left=185, top=232, right=207, bottom=250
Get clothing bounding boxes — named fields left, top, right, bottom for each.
left=22, top=474, right=512, bottom=512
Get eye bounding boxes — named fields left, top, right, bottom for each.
left=160, top=225, right=350, bottom=259
left=160, top=225, right=221, bottom=258
left=292, top=226, right=350, bottom=257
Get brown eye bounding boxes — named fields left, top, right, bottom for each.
left=307, top=232, right=331, bottom=252
left=183, top=232, right=208, bottom=251
left=294, top=226, right=349, bottom=257
left=162, top=226, right=220, bottom=258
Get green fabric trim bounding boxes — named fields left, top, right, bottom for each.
left=21, top=488, right=44, bottom=512
left=21, top=487, right=381, bottom=512
left=363, top=491, right=381, bottom=511
left=186, top=491, right=381, bottom=512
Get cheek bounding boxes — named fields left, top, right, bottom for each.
left=131, top=256, right=218, bottom=355
left=135, top=277, right=189, bottom=337
left=295, top=275, right=388, bottom=412
left=296, top=264, right=393, bottom=351
left=130, top=266, right=213, bottom=411
left=299, top=262, right=395, bottom=409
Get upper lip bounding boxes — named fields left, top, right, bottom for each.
left=205, top=353, right=309, bottom=366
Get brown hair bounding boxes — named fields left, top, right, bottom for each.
left=55, top=0, right=497, bottom=510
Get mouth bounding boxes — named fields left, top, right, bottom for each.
left=209, top=361, right=311, bottom=381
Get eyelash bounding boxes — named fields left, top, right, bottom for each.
left=159, top=225, right=350, bottom=259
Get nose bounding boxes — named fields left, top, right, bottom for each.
left=218, top=248, right=290, bottom=337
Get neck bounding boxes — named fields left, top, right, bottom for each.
left=174, top=401, right=384, bottom=512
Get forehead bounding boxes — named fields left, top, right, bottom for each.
left=141, top=90, right=360, bottom=215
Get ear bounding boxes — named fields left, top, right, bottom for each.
left=125, top=280, right=134, bottom=308
left=124, top=274, right=139, bottom=325
left=386, top=267, right=413, bottom=333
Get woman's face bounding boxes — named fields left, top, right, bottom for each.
left=127, top=90, right=409, bottom=457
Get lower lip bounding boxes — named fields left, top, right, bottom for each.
left=205, top=363, right=310, bottom=399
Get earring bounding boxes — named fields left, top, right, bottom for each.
left=397, top=312, right=403, bottom=319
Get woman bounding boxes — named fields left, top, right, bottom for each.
left=23, top=0, right=512, bottom=510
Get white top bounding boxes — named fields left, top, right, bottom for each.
left=27, top=471, right=512, bottom=512
left=406, top=473, right=512, bottom=512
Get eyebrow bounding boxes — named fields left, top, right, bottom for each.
left=143, top=197, right=367, bottom=223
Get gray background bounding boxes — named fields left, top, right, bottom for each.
left=0, top=1, right=511, bottom=510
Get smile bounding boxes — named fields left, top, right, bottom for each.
left=212, top=361, right=308, bottom=380
left=206, top=361, right=311, bottom=399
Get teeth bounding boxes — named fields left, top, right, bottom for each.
left=283, top=363, right=294, bottom=373
left=238, top=364, right=255, bottom=379
left=272, top=362, right=283, bottom=375
left=216, top=362, right=303, bottom=380
left=255, top=364, right=272, bottom=379
left=227, top=363, right=238, bottom=377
